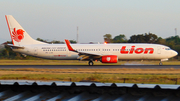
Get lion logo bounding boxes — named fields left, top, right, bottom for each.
left=12, top=28, right=25, bottom=42
left=107, top=57, right=111, bottom=61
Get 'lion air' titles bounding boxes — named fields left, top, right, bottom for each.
left=120, top=46, right=154, bottom=54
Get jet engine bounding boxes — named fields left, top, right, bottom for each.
left=101, top=55, right=118, bottom=63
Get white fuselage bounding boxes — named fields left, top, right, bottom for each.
left=12, top=43, right=178, bottom=60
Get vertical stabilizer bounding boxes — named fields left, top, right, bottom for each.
left=5, top=15, right=47, bottom=46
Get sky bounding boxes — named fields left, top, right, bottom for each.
left=0, top=0, right=180, bottom=43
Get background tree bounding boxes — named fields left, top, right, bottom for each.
left=113, top=34, right=128, bottom=43
left=0, top=45, right=23, bottom=59
left=36, top=38, right=47, bottom=43
left=144, top=33, right=158, bottom=43
left=37, top=38, right=66, bottom=44
left=156, top=37, right=166, bottom=45
left=69, top=40, right=77, bottom=43
left=128, top=33, right=158, bottom=43
left=51, top=40, right=63, bottom=44
left=103, top=34, right=113, bottom=43
left=128, top=34, right=145, bottom=43
left=166, top=35, right=180, bottom=45
left=165, top=36, right=180, bottom=56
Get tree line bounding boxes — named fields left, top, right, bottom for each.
left=0, top=33, right=180, bottom=59
left=104, top=33, right=160, bottom=43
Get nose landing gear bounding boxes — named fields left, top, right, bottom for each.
left=159, top=61, right=163, bottom=66
left=159, top=59, right=168, bottom=66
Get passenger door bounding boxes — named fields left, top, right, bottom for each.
left=157, top=46, right=161, bottom=54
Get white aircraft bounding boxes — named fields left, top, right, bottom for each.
left=5, top=15, right=178, bottom=65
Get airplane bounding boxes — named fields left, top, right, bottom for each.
left=5, top=15, right=178, bottom=66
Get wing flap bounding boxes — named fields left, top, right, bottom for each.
left=80, top=55, right=90, bottom=60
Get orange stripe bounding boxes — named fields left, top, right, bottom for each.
left=5, top=15, right=14, bottom=45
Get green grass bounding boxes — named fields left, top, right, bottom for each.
left=0, top=68, right=180, bottom=84
left=0, top=73, right=179, bottom=84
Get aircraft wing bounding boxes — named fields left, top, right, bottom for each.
left=65, top=39, right=101, bottom=60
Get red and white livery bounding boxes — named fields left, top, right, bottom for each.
left=5, top=15, right=178, bottom=65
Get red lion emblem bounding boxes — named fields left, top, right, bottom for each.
left=12, top=28, right=25, bottom=42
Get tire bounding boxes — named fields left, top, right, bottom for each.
left=88, top=61, right=94, bottom=66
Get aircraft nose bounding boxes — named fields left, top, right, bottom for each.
left=172, top=50, right=178, bottom=56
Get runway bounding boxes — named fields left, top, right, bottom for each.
left=0, top=65, right=179, bottom=69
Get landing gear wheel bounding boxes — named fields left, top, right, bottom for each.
left=159, top=62, right=162, bottom=66
left=88, top=61, right=94, bottom=66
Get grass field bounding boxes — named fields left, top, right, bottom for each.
left=0, top=67, right=180, bottom=84
left=0, top=60, right=180, bottom=84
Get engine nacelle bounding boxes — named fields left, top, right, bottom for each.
left=101, top=55, right=118, bottom=63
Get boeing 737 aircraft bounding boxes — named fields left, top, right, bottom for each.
left=5, top=15, right=178, bottom=65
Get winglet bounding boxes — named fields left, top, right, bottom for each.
left=65, top=39, right=75, bottom=51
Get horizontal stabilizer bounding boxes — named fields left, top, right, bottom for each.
left=6, top=44, right=24, bottom=49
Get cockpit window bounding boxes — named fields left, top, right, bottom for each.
left=165, top=48, right=171, bottom=50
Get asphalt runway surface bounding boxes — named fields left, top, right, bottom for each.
left=0, top=65, right=179, bottom=69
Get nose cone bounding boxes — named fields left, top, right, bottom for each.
left=172, top=50, right=178, bottom=57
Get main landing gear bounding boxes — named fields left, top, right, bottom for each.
left=88, top=61, right=94, bottom=66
